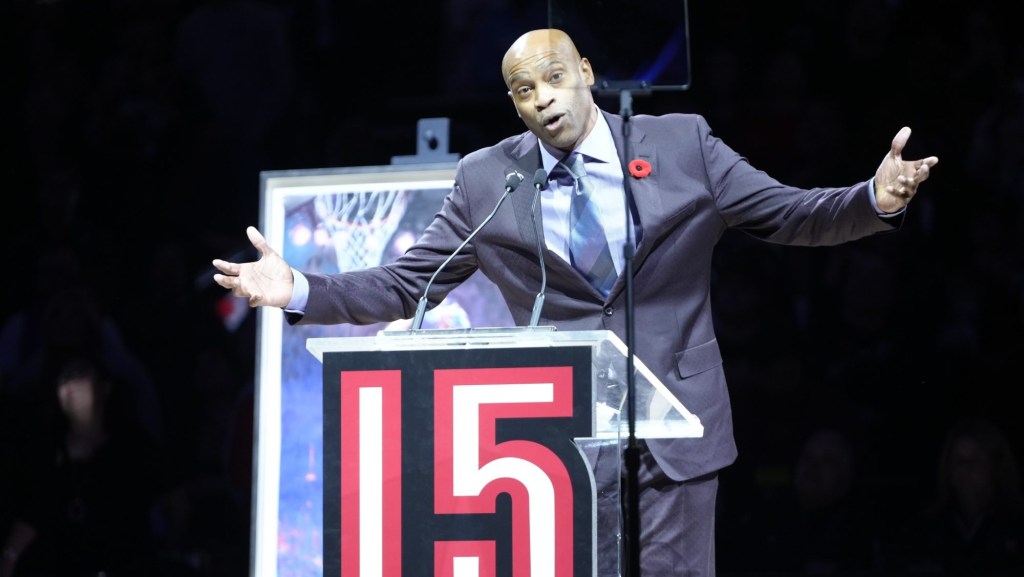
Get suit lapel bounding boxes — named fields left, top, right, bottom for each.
left=625, top=140, right=663, bottom=268
left=605, top=112, right=662, bottom=272
left=508, top=138, right=545, bottom=248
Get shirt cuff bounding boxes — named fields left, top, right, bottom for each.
left=284, top=268, right=309, bottom=313
left=869, top=178, right=904, bottom=218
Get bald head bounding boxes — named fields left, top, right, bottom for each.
left=502, top=29, right=581, bottom=89
left=500, top=28, right=597, bottom=152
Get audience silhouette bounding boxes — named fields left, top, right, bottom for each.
left=1, top=354, right=165, bottom=577
left=889, top=417, right=1024, bottom=576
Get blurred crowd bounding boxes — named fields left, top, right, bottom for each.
left=1, top=0, right=1022, bottom=575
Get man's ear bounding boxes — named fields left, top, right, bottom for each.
left=580, top=57, right=595, bottom=87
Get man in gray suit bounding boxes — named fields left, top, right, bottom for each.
left=213, top=28, right=938, bottom=577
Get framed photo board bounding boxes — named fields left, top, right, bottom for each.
left=252, top=163, right=514, bottom=576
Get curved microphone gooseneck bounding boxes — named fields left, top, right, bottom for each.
left=528, top=168, right=549, bottom=327
left=410, top=171, right=525, bottom=330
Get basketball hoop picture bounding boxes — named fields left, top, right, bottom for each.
left=313, top=189, right=409, bottom=272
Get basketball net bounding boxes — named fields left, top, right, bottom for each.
left=314, top=189, right=409, bottom=272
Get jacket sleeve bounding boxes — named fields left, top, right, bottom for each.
left=693, top=115, right=899, bottom=246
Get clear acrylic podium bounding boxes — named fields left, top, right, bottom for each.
left=308, top=327, right=702, bottom=577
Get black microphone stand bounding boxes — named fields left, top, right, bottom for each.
left=603, top=85, right=649, bottom=577
left=620, top=88, right=640, bottom=577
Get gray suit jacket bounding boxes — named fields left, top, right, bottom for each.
left=294, top=111, right=899, bottom=481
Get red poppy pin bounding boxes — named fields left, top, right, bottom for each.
left=628, top=159, right=652, bottom=178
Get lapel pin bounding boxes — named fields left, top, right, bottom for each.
left=628, top=159, right=652, bottom=178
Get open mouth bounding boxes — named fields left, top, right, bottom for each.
left=543, top=113, right=563, bottom=129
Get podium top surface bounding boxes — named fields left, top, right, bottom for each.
left=305, top=326, right=615, bottom=358
left=307, top=327, right=703, bottom=440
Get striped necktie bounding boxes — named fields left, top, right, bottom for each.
left=559, top=153, right=617, bottom=296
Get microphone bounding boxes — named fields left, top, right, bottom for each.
left=528, top=168, right=548, bottom=327
left=410, top=171, right=525, bottom=330
left=503, top=171, right=525, bottom=193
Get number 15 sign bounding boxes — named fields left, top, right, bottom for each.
left=320, top=339, right=597, bottom=577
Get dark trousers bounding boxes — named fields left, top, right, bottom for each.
left=588, top=440, right=718, bottom=577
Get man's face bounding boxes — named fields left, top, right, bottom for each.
left=503, top=32, right=597, bottom=153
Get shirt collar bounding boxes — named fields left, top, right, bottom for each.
left=538, top=107, right=617, bottom=178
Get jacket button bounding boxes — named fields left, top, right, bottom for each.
left=603, top=306, right=614, bottom=316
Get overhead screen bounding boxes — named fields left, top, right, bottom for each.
left=550, top=0, right=691, bottom=91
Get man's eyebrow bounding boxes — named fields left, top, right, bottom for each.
left=509, top=58, right=566, bottom=82
left=507, top=71, right=531, bottom=85
left=538, top=57, right=566, bottom=71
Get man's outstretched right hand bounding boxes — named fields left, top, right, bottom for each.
left=212, top=226, right=295, bottom=308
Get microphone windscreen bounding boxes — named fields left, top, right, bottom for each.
left=532, top=168, right=547, bottom=188
left=505, top=171, right=524, bottom=191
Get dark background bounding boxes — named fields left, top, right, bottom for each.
left=1, top=0, right=1022, bottom=575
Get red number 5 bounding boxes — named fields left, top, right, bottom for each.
left=434, top=366, right=576, bottom=577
